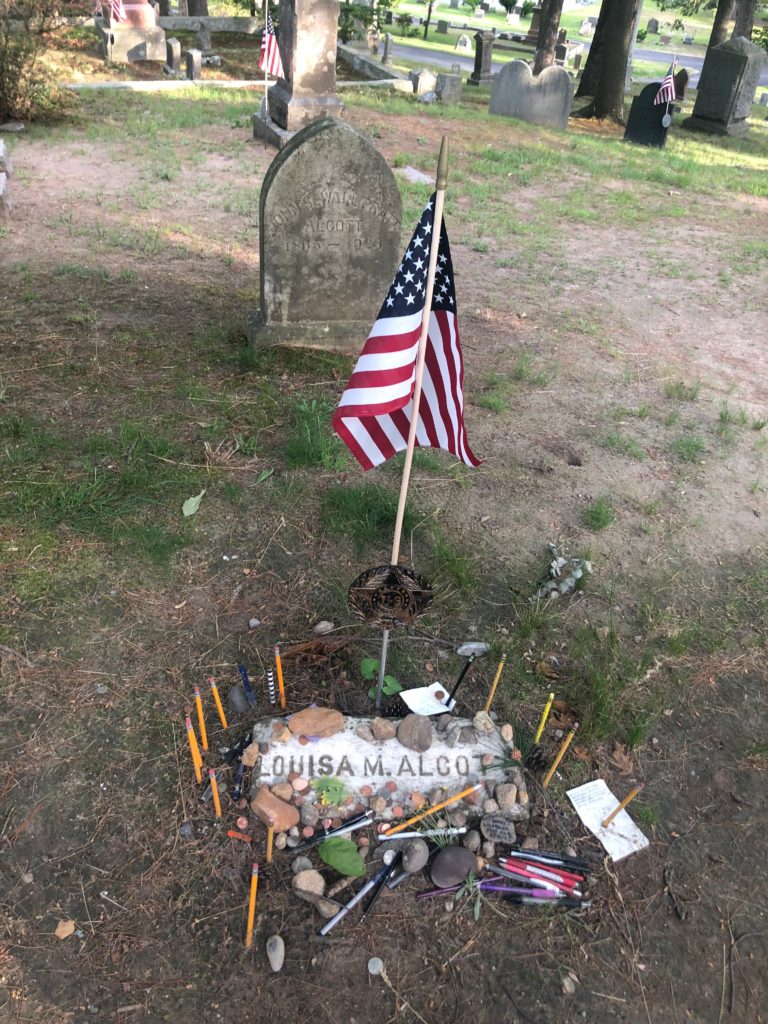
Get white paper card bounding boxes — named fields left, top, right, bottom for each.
left=400, top=682, right=456, bottom=716
left=566, top=779, right=649, bottom=862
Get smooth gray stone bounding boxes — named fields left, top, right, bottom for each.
left=402, top=838, right=430, bottom=874
left=228, top=683, right=250, bottom=714
left=430, top=845, right=477, bottom=888
left=266, top=934, right=285, bottom=972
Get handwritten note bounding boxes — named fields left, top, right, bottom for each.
left=567, top=779, right=649, bottom=862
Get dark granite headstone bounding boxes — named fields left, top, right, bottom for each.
left=247, top=119, right=402, bottom=354
left=683, top=36, right=766, bottom=137
left=646, top=17, right=658, bottom=33
left=469, top=30, right=495, bottom=86
left=524, top=4, right=541, bottom=44
left=623, top=82, right=669, bottom=147
left=437, top=19, right=449, bottom=33
left=165, top=36, right=180, bottom=73
left=185, top=47, right=201, bottom=80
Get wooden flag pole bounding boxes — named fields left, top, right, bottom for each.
left=375, top=136, right=449, bottom=709
left=262, top=0, right=269, bottom=143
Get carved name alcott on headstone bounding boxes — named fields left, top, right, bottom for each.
left=247, top=118, right=402, bottom=354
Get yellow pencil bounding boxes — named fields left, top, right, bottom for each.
left=184, top=715, right=203, bottom=783
left=542, top=722, right=578, bottom=788
left=483, top=653, right=507, bottom=714
left=209, top=768, right=222, bottom=818
left=601, top=786, right=642, bottom=829
left=244, top=862, right=259, bottom=949
left=194, top=685, right=208, bottom=751
left=266, top=820, right=274, bottom=864
left=209, top=676, right=229, bottom=730
left=534, top=691, right=555, bottom=744
left=274, top=645, right=286, bottom=711
left=383, top=782, right=483, bottom=836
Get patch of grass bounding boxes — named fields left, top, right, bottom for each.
left=717, top=401, right=749, bottom=432
left=664, top=379, right=701, bottom=401
left=603, top=432, right=645, bottom=460
left=320, top=483, right=415, bottom=550
left=672, top=435, right=706, bottom=463
left=430, top=530, right=477, bottom=593
left=283, top=399, right=348, bottom=470
left=511, top=352, right=549, bottom=386
left=634, top=804, right=659, bottom=827
left=477, top=373, right=509, bottom=413
left=582, top=497, right=615, bottom=531
left=471, top=240, right=490, bottom=254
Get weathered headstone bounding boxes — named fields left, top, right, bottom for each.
left=95, top=0, right=165, bottom=62
left=455, top=32, right=472, bottom=52
left=578, top=16, right=595, bottom=35
left=682, top=33, right=694, bottom=44
left=469, top=30, right=495, bottom=86
left=253, top=0, right=343, bottom=148
left=437, top=19, right=449, bottom=33
left=410, top=69, right=438, bottom=96
left=557, top=27, right=567, bottom=44
left=185, top=47, right=201, bottom=80
left=623, top=82, right=670, bottom=147
left=0, top=140, right=12, bottom=217
left=436, top=71, right=463, bottom=103
left=381, top=31, right=393, bottom=65
left=384, top=8, right=393, bottom=23
left=659, top=34, right=671, bottom=44
left=760, top=92, right=768, bottom=106
left=646, top=17, right=658, bottom=33
left=450, top=0, right=460, bottom=8
left=554, top=41, right=567, bottom=65
left=506, top=9, right=520, bottom=25
left=683, top=36, right=766, bottom=137
left=164, top=36, right=181, bottom=73
left=489, top=61, right=573, bottom=130
left=247, top=119, right=403, bottom=354
left=572, top=51, right=582, bottom=71
left=475, top=7, right=485, bottom=18
left=524, top=4, right=542, bottom=44
left=195, top=20, right=212, bottom=53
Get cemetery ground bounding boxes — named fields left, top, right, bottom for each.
left=1, top=86, right=768, bottom=1024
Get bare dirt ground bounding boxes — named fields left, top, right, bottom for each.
left=1, top=89, right=768, bottom=1024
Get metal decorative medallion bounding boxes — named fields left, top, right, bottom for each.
left=348, top=564, right=433, bottom=628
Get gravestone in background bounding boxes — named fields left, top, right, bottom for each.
left=524, top=4, right=542, bottom=43
left=410, top=69, right=438, bottom=95
left=683, top=36, right=766, bottom=136
left=253, top=0, right=343, bottom=149
left=247, top=119, right=402, bottom=354
left=646, top=17, right=658, bottom=33
left=185, top=47, right=201, bottom=80
left=437, top=19, right=449, bottom=33
left=489, top=61, right=573, bottom=130
left=469, top=30, right=495, bottom=85
left=164, top=36, right=181, bottom=74
left=623, top=82, right=670, bottom=147
left=455, top=32, right=472, bottom=52
left=436, top=72, right=463, bottom=103
left=95, top=0, right=166, bottom=62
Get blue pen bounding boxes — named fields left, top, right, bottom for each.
left=238, top=664, right=257, bottom=706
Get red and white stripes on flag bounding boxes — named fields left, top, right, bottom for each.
left=259, top=11, right=284, bottom=79
left=654, top=63, right=677, bottom=105
left=332, top=194, right=480, bottom=472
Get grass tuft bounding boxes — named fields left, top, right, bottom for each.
left=320, top=483, right=416, bottom=550
left=582, top=497, right=615, bottom=531
left=283, top=399, right=348, bottom=470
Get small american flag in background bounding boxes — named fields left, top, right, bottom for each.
left=332, top=194, right=480, bottom=472
left=94, top=0, right=126, bottom=21
left=654, top=63, right=677, bottom=105
left=259, top=11, right=285, bottom=79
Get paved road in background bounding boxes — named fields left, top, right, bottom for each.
left=390, top=39, right=768, bottom=87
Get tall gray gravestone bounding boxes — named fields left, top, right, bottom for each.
left=247, top=119, right=403, bottom=354
left=469, top=30, right=495, bottom=86
left=683, top=37, right=766, bottom=136
left=253, top=0, right=343, bottom=149
left=489, top=61, right=573, bottom=130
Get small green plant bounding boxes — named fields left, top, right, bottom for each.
left=360, top=656, right=402, bottom=701
left=311, top=777, right=350, bottom=806
left=604, top=432, right=645, bottom=460
left=672, top=435, right=706, bottom=463
left=634, top=804, right=659, bottom=828
left=283, top=399, right=347, bottom=470
left=664, top=380, right=701, bottom=401
left=318, top=837, right=366, bottom=877
left=320, top=483, right=415, bottom=550
left=583, top=497, right=615, bottom=531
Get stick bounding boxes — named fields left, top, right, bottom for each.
left=266, top=820, right=274, bottom=864
left=184, top=716, right=203, bottom=783
left=534, top=691, right=555, bottom=744
left=209, top=677, right=229, bottom=730
left=194, top=686, right=208, bottom=751
left=376, top=137, right=450, bottom=708
left=383, top=781, right=481, bottom=836
left=483, top=653, right=506, bottom=713
left=244, top=862, right=259, bottom=949
left=274, top=645, right=286, bottom=710
left=209, top=769, right=222, bottom=818
left=542, top=722, right=578, bottom=788
left=601, top=786, right=642, bottom=829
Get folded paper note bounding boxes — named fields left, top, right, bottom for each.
left=566, top=779, right=649, bottom=862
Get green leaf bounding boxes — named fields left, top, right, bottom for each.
left=360, top=657, right=379, bottom=680
left=382, top=675, right=402, bottom=695
left=318, top=838, right=366, bottom=877
left=182, top=489, right=206, bottom=518
left=310, top=776, right=349, bottom=806
left=256, top=468, right=274, bottom=484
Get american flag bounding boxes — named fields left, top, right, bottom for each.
left=94, top=0, right=126, bottom=21
left=654, top=63, right=677, bottom=105
left=259, top=11, right=284, bottom=79
left=332, top=194, right=480, bottom=472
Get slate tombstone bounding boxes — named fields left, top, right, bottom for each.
left=683, top=36, right=766, bottom=137
left=489, top=61, right=573, bottom=130
left=164, top=36, right=181, bottom=73
left=410, top=69, right=437, bottom=96
left=437, top=19, right=449, bottom=33
left=185, top=47, right=201, bottom=80
left=247, top=119, right=403, bottom=354
left=469, top=30, right=495, bottom=85
left=623, top=82, right=670, bottom=147
left=646, top=17, right=658, bottom=33
left=436, top=71, right=462, bottom=103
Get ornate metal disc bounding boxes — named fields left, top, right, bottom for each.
left=347, top=564, right=433, bottom=629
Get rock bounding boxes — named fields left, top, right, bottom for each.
left=259, top=742, right=270, bottom=754
left=289, top=826, right=300, bottom=837
left=506, top=804, right=531, bottom=822
left=429, top=788, right=448, bottom=805
left=248, top=617, right=261, bottom=629
left=271, top=724, right=293, bottom=743
left=476, top=856, right=485, bottom=873
left=287, top=707, right=344, bottom=738
left=448, top=810, right=467, bottom=827
left=397, top=714, right=433, bottom=752
left=509, top=768, right=525, bottom=789
left=21, top=872, right=33, bottom=885
left=266, top=934, right=285, bottom=972
left=481, top=840, right=496, bottom=860
left=445, top=724, right=462, bottom=748
left=228, top=684, right=251, bottom=714
left=356, top=725, right=375, bottom=743
left=495, top=783, right=517, bottom=811
left=562, top=974, right=577, bottom=996
left=313, top=620, right=335, bottom=634
left=402, top=838, right=429, bottom=874
left=463, top=829, right=481, bottom=852
left=179, top=821, right=194, bottom=838
left=456, top=642, right=490, bottom=657
left=241, top=741, right=261, bottom=768
left=565, top=846, right=577, bottom=858
left=371, top=796, right=387, bottom=814
left=292, top=777, right=309, bottom=792
left=315, top=897, right=343, bottom=919
left=482, top=798, right=499, bottom=814
left=286, top=836, right=300, bottom=848
left=473, top=710, right=495, bottom=735
left=518, top=789, right=529, bottom=806
left=435, top=714, right=453, bottom=732
left=430, top=846, right=477, bottom=888
left=480, top=813, right=517, bottom=845
left=292, top=856, right=313, bottom=874
left=372, top=717, right=397, bottom=741
left=368, top=956, right=385, bottom=976
left=409, top=791, right=426, bottom=809
left=272, top=782, right=294, bottom=802
left=251, top=786, right=300, bottom=833
left=300, top=803, right=319, bottom=826
left=274, top=832, right=288, bottom=850
left=521, top=836, right=539, bottom=850
left=458, top=726, right=477, bottom=745
left=292, top=867, right=325, bottom=901
left=481, top=753, right=495, bottom=768
left=500, top=723, right=514, bottom=743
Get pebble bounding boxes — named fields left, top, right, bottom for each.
left=289, top=826, right=300, bottom=837
left=292, top=856, right=313, bottom=874
left=259, top=742, right=270, bottom=754
left=430, top=846, right=477, bottom=888
left=481, top=840, right=496, bottom=860
left=481, top=753, right=495, bottom=768
left=94, top=683, right=109, bottom=695
left=480, top=813, right=517, bottom=845
left=463, top=829, right=481, bottom=853
left=397, top=714, right=433, bottom=753
left=445, top=725, right=462, bottom=748
left=495, top=783, right=517, bottom=810
left=360, top=785, right=373, bottom=797
left=565, top=846, right=578, bottom=858
left=21, top=872, right=34, bottom=885
left=356, top=725, right=375, bottom=743
left=266, top=934, right=285, bottom=972
left=521, top=836, right=539, bottom=850
left=402, top=838, right=429, bottom=874
left=475, top=856, right=485, bottom=873
left=372, top=717, right=397, bottom=741
left=409, top=791, right=426, bottom=809
left=179, top=822, right=194, bottom=838
left=313, top=620, right=335, bottom=634
left=272, top=782, right=294, bottom=802
left=287, top=707, right=344, bottom=739
left=435, top=714, right=453, bottom=732
left=429, top=788, right=448, bottom=805
left=315, top=897, right=343, bottom=919
left=449, top=810, right=467, bottom=827
left=385, top=780, right=397, bottom=793
left=251, top=786, right=300, bottom=832
left=293, top=868, right=326, bottom=900
left=368, top=957, right=385, bottom=976
left=517, top=789, right=529, bottom=807
left=472, top=710, right=495, bottom=735
left=562, top=975, right=577, bottom=996
left=302, top=826, right=315, bottom=838
left=456, top=642, right=490, bottom=657
left=228, top=684, right=251, bottom=714
left=371, top=796, right=387, bottom=814
left=500, top=723, right=514, bottom=743
left=248, top=617, right=261, bottom=630
left=286, top=836, right=301, bottom=848
left=300, top=803, right=319, bottom=826
left=458, top=726, right=477, bottom=745
left=292, top=777, right=309, bottom=792
left=482, top=798, right=499, bottom=814
left=391, top=805, right=403, bottom=818
left=274, top=832, right=288, bottom=850
left=358, top=835, right=370, bottom=847
left=236, top=816, right=249, bottom=831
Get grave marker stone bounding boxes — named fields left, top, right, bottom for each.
left=682, top=34, right=694, bottom=44
left=524, top=3, right=542, bottom=43
left=554, top=41, right=567, bottom=64
left=410, top=68, right=438, bottom=96
left=185, top=47, right=201, bottom=79
left=659, top=34, right=671, bottom=44
left=455, top=32, right=472, bottom=52
left=623, top=82, right=670, bottom=147
left=196, top=20, right=212, bottom=53
left=436, top=71, right=463, bottom=103
left=683, top=36, right=766, bottom=136
left=437, top=19, right=449, bottom=33
left=381, top=31, right=393, bottom=65
left=247, top=118, right=403, bottom=354
left=646, top=17, right=658, bottom=33
left=469, top=30, right=495, bottom=85
left=578, top=17, right=594, bottom=35
left=95, top=0, right=166, bottom=62
left=489, top=60, right=573, bottom=129
left=164, top=36, right=181, bottom=73
left=507, top=9, right=520, bottom=25
left=450, top=0, right=460, bottom=8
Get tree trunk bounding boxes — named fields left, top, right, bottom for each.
left=575, top=0, right=611, bottom=97
left=187, top=0, right=209, bottom=15
left=708, top=0, right=734, bottom=48
left=533, top=0, right=565, bottom=75
left=579, top=0, right=640, bottom=120
left=731, top=0, right=755, bottom=38
left=423, top=0, right=434, bottom=40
